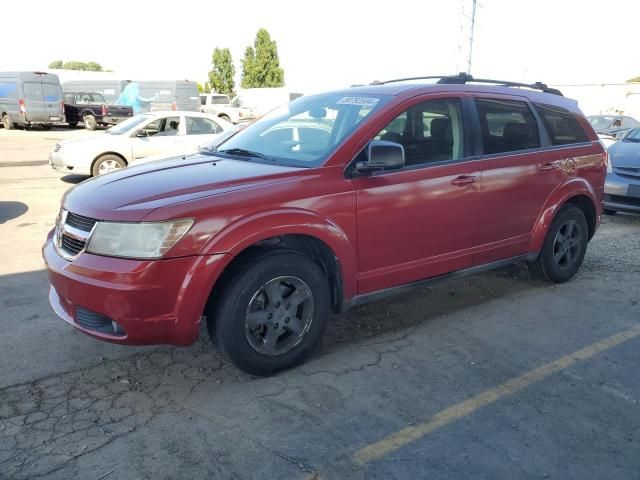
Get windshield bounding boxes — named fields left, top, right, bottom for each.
left=589, top=116, right=614, bottom=128
left=623, top=127, right=640, bottom=141
left=106, top=114, right=153, bottom=135
left=210, top=93, right=390, bottom=167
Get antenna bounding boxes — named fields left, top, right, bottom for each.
left=467, top=0, right=477, bottom=74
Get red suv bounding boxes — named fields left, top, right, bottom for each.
left=43, top=74, right=606, bottom=375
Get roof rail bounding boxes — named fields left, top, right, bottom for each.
left=371, top=73, right=563, bottom=96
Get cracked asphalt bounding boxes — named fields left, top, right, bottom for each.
left=1, top=128, right=639, bottom=479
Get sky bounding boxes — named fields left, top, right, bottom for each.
left=2, top=0, right=639, bottom=93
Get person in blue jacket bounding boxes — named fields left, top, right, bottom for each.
left=116, top=81, right=157, bottom=114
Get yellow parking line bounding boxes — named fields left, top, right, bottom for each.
left=354, top=322, right=640, bottom=465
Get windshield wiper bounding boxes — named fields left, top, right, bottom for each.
left=217, top=148, right=273, bottom=161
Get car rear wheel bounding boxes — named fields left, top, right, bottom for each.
left=208, top=250, right=330, bottom=376
left=2, top=114, right=13, bottom=130
left=84, top=114, right=97, bottom=131
left=528, top=204, right=588, bottom=283
left=92, top=154, right=126, bottom=176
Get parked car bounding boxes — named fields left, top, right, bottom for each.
left=0, top=71, right=64, bottom=129
left=603, top=126, right=640, bottom=214
left=200, top=93, right=242, bottom=124
left=63, top=91, right=133, bottom=130
left=48, top=111, right=233, bottom=176
left=62, top=79, right=200, bottom=113
left=43, top=74, right=606, bottom=376
left=588, top=114, right=639, bottom=138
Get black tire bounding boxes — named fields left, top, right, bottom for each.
left=603, top=209, right=617, bottom=216
left=219, top=114, right=231, bottom=123
left=41, top=125, right=52, bottom=130
left=208, top=250, right=331, bottom=376
left=2, top=114, right=13, bottom=130
left=528, top=204, right=589, bottom=283
left=91, top=154, right=126, bottom=176
left=84, top=114, right=97, bottom=131
left=68, top=122, right=78, bottom=128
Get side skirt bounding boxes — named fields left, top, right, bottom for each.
left=344, top=253, right=538, bottom=310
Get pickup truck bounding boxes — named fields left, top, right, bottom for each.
left=199, top=93, right=257, bottom=124
left=63, top=92, right=133, bottom=130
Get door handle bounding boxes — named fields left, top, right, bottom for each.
left=541, top=160, right=561, bottom=170
left=451, top=175, right=477, bottom=186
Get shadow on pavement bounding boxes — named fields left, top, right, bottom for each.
left=61, top=174, right=88, bottom=184
left=0, top=201, right=28, bottom=223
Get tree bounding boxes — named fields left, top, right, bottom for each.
left=627, top=76, right=640, bottom=83
left=48, top=60, right=105, bottom=71
left=241, top=28, right=285, bottom=88
left=208, top=48, right=235, bottom=95
left=197, top=82, right=211, bottom=93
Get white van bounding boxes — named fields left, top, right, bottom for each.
left=0, top=72, right=64, bottom=129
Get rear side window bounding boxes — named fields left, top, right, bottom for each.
left=534, top=103, right=590, bottom=145
left=186, top=116, right=222, bottom=135
left=0, top=81, right=18, bottom=98
left=24, top=82, right=43, bottom=101
left=475, top=98, right=540, bottom=154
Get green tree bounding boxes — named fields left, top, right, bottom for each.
left=208, top=48, right=235, bottom=95
left=196, top=82, right=211, bottom=93
left=57, top=60, right=104, bottom=71
left=48, top=60, right=64, bottom=69
left=627, top=76, right=640, bottom=83
left=241, top=28, right=284, bottom=88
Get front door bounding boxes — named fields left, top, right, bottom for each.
left=354, top=96, right=481, bottom=294
left=130, top=115, right=184, bottom=161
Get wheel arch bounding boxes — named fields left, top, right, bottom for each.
left=90, top=151, right=129, bottom=173
left=531, top=179, right=599, bottom=252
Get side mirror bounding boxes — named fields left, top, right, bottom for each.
left=356, top=140, right=405, bottom=175
left=135, top=129, right=148, bottom=138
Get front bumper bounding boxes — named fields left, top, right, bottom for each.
left=604, top=172, right=640, bottom=213
left=48, top=151, right=91, bottom=176
left=43, top=231, right=232, bottom=346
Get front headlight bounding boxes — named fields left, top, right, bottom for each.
left=87, top=219, right=193, bottom=259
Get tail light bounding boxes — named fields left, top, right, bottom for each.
left=19, top=99, right=26, bottom=114
left=172, top=101, right=177, bottom=111
left=101, top=104, right=108, bottom=116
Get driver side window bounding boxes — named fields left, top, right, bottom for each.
left=374, top=98, right=465, bottom=167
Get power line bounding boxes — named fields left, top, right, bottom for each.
left=467, top=0, right=477, bottom=74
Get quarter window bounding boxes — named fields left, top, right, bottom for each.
left=475, top=98, right=540, bottom=154
left=374, top=98, right=465, bottom=167
left=23, top=82, right=43, bottom=101
left=534, top=103, right=590, bottom=145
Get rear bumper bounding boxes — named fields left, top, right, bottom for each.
left=42, top=231, right=233, bottom=346
left=102, top=115, right=131, bottom=124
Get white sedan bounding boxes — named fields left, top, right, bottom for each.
left=48, top=111, right=235, bottom=176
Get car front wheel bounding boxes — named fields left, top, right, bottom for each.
left=208, top=250, right=330, bottom=376
left=92, top=154, right=126, bottom=176
left=528, top=204, right=589, bottom=283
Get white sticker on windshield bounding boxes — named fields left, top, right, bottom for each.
left=337, top=96, right=379, bottom=107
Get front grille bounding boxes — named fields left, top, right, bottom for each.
left=613, top=167, right=640, bottom=180
left=66, top=212, right=97, bottom=232
left=76, top=307, right=125, bottom=336
left=606, top=194, right=640, bottom=207
left=61, top=234, right=86, bottom=255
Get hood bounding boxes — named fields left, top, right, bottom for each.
left=63, top=154, right=303, bottom=221
left=608, top=140, right=640, bottom=168
left=59, top=132, right=112, bottom=147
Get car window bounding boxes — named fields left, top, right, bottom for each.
left=152, top=116, right=180, bottom=136
left=77, top=93, right=92, bottom=104
left=90, top=93, right=105, bottom=103
left=141, top=119, right=162, bottom=136
left=43, top=84, right=61, bottom=102
left=534, top=103, right=590, bottom=145
left=23, top=82, right=43, bottom=101
left=0, top=81, right=18, bottom=99
left=63, top=93, right=75, bottom=104
left=475, top=98, right=540, bottom=154
left=186, top=116, right=222, bottom=135
left=374, top=98, right=465, bottom=167
left=211, top=95, right=230, bottom=104
left=200, top=95, right=207, bottom=106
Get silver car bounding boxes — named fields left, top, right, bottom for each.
left=604, top=126, right=640, bottom=214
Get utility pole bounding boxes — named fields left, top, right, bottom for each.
left=467, top=0, right=477, bottom=74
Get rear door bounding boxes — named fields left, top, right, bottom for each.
left=42, top=80, right=63, bottom=121
left=175, top=81, right=200, bottom=111
left=184, top=115, right=224, bottom=151
left=22, top=80, right=47, bottom=122
left=471, top=96, right=561, bottom=265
